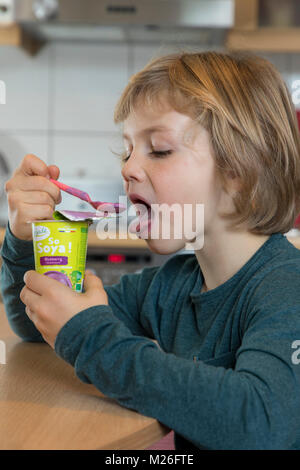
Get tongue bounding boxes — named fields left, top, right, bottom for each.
left=136, top=205, right=151, bottom=232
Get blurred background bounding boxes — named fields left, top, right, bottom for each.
left=0, top=0, right=300, bottom=286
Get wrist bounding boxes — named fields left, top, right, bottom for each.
left=9, top=223, right=32, bottom=241
left=1, top=222, right=34, bottom=264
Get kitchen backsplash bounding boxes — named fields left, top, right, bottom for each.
left=0, top=40, right=299, bottom=224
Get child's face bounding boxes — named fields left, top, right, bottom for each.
left=122, top=100, right=235, bottom=254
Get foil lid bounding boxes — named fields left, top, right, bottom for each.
left=53, top=210, right=119, bottom=222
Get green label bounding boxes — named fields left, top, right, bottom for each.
left=32, top=220, right=89, bottom=292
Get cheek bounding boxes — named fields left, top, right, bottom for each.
left=152, top=164, right=175, bottom=193
left=122, top=178, right=129, bottom=191
left=153, top=158, right=218, bottom=206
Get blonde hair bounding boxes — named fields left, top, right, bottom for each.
left=114, top=51, right=300, bottom=234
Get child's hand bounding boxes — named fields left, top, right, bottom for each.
left=20, top=270, right=108, bottom=348
left=5, top=154, right=62, bottom=241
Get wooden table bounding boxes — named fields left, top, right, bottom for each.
left=0, top=303, right=168, bottom=450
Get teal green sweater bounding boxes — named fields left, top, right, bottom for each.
left=1, top=223, right=300, bottom=450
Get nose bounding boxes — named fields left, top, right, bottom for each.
left=121, top=151, right=147, bottom=183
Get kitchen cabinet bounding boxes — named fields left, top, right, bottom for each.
left=227, top=0, right=300, bottom=52
left=0, top=23, right=44, bottom=56
left=1, top=1, right=300, bottom=55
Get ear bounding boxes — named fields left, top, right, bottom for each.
left=225, top=171, right=242, bottom=194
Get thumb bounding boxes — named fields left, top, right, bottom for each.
left=83, top=270, right=104, bottom=292
left=47, top=165, right=60, bottom=181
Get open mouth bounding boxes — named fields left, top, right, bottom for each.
left=129, top=195, right=151, bottom=217
left=135, top=202, right=152, bottom=232
left=135, top=201, right=151, bottom=218
left=129, top=195, right=153, bottom=234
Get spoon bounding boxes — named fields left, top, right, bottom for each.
left=50, top=179, right=126, bottom=213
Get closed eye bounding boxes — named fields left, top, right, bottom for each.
left=149, top=150, right=172, bottom=158
left=121, top=149, right=172, bottom=164
left=121, top=153, right=130, bottom=163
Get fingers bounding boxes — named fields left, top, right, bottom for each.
left=11, top=189, right=60, bottom=208
left=23, top=270, right=51, bottom=296
left=48, top=165, right=60, bottom=181
left=23, top=270, right=68, bottom=296
left=83, top=271, right=108, bottom=305
left=7, top=175, right=61, bottom=205
left=6, top=154, right=61, bottom=241
left=23, top=203, right=56, bottom=223
left=7, top=196, right=57, bottom=224
left=25, top=306, right=36, bottom=323
left=20, top=284, right=41, bottom=311
left=21, top=272, right=63, bottom=327
left=24, top=300, right=42, bottom=333
left=85, top=268, right=96, bottom=275
left=83, top=271, right=104, bottom=290
left=7, top=155, right=61, bottom=204
left=17, top=154, right=49, bottom=178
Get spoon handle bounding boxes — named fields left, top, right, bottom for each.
left=49, top=178, right=126, bottom=213
left=50, top=179, right=91, bottom=203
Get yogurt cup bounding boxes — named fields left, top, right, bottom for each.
left=32, top=218, right=91, bottom=292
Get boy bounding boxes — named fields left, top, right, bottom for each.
left=1, top=51, right=300, bottom=450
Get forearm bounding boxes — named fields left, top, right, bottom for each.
left=0, top=222, right=152, bottom=342
left=55, top=307, right=298, bottom=450
left=0, top=224, right=44, bottom=342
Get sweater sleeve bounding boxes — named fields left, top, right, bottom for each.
left=0, top=223, right=157, bottom=341
left=54, top=266, right=300, bottom=450
left=0, top=223, right=44, bottom=342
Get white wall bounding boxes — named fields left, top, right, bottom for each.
left=0, top=40, right=299, bottom=197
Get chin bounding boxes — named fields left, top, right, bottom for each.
left=144, top=238, right=187, bottom=255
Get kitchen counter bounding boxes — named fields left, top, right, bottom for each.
left=87, top=228, right=148, bottom=248
left=1, top=226, right=300, bottom=250
left=0, top=226, right=147, bottom=249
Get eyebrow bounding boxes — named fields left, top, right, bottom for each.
left=122, top=126, right=172, bottom=140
